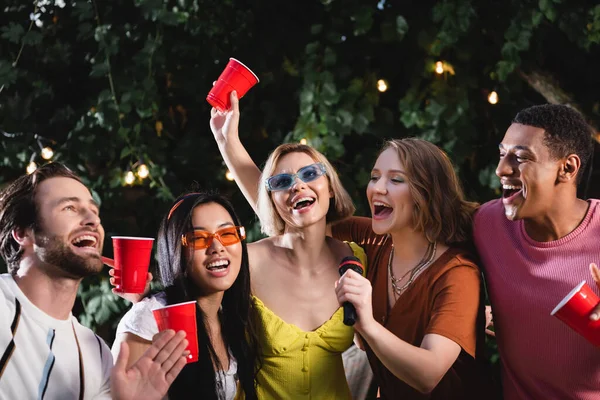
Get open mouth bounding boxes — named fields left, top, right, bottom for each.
left=206, top=259, right=230, bottom=271
left=502, top=184, right=523, bottom=202
left=373, top=201, right=393, bottom=218
left=71, top=235, right=98, bottom=250
left=292, top=196, right=316, bottom=210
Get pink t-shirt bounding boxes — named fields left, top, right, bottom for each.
left=474, top=199, right=600, bottom=399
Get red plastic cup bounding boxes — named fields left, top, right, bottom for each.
left=206, top=58, right=259, bottom=112
left=551, top=280, right=600, bottom=346
left=111, top=236, right=154, bottom=294
left=152, top=301, right=199, bottom=363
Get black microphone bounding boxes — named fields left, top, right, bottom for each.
left=338, top=255, right=365, bottom=326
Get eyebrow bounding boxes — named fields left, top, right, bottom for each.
left=371, top=168, right=406, bottom=174
left=192, top=222, right=234, bottom=230
left=56, top=197, right=100, bottom=210
left=498, top=144, right=533, bottom=152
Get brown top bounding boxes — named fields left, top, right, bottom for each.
left=333, top=217, right=488, bottom=400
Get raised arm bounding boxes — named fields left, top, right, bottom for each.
left=209, top=90, right=262, bottom=213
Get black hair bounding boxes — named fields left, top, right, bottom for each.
left=513, top=104, right=595, bottom=184
left=156, top=191, right=259, bottom=400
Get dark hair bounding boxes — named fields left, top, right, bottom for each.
left=381, top=139, right=479, bottom=244
left=0, top=163, right=83, bottom=274
left=513, top=104, right=595, bottom=184
left=157, top=191, right=259, bottom=400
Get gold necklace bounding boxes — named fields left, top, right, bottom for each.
left=388, top=241, right=437, bottom=297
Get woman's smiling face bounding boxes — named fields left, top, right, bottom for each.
left=367, top=148, right=415, bottom=235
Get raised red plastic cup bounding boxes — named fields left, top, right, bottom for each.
left=207, top=58, right=259, bottom=112
left=551, top=280, right=600, bottom=346
left=111, top=236, right=154, bottom=294
left=152, top=301, right=199, bottom=363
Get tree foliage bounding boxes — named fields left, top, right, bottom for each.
left=1, top=0, right=599, bottom=345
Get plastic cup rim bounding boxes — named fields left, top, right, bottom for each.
left=153, top=300, right=197, bottom=311
left=551, top=280, right=587, bottom=316
left=111, top=236, right=155, bottom=241
left=229, top=58, right=259, bottom=83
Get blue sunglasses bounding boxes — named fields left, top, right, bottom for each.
left=266, top=163, right=327, bottom=191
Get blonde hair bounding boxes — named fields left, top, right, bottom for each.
left=381, top=138, right=479, bottom=244
left=257, top=144, right=355, bottom=237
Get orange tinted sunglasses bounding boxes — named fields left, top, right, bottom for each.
left=181, top=226, right=246, bottom=250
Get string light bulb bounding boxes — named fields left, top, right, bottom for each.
left=137, top=164, right=149, bottom=179
left=299, top=138, right=308, bottom=145
left=377, top=79, right=388, bottom=92
left=225, top=170, right=235, bottom=181
left=40, top=146, right=54, bottom=160
left=124, top=171, right=135, bottom=185
left=488, top=91, right=499, bottom=105
left=435, top=61, right=444, bottom=74
left=26, top=161, right=37, bottom=174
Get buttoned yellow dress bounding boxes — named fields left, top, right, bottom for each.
left=253, top=243, right=367, bottom=399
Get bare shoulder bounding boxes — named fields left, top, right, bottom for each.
left=327, top=236, right=355, bottom=260
left=247, top=237, right=277, bottom=274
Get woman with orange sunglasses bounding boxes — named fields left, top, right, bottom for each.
left=111, top=192, right=260, bottom=400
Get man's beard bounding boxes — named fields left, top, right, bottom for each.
left=34, top=232, right=103, bottom=278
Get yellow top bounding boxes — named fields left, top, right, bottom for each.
left=253, top=242, right=367, bottom=400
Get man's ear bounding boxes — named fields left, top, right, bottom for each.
left=558, top=154, right=581, bottom=183
left=12, top=227, right=34, bottom=247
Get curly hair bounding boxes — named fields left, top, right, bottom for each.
left=513, top=104, right=595, bottom=184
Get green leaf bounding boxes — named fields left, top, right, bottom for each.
left=158, top=11, right=189, bottom=26
left=90, top=63, right=109, bottom=77
left=305, top=42, right=320, bottom=55
left=0, top=60, right=18, bottom=88
left=1, top=22, right=25, bottom=44
left=396, top=15, right=409, bottom=36
left=337, top=110, right=353, bottom=127
left=353, top=114, right=369, bottom=134
left=531, top=10, right=544, bottom=26
left=23, top=31, right=43, bottom=46
left=323, top=47, right=337, bottom=67
left=118, top=127, right=130, bottom=139
left=478, top=165, right=501, bottom=189
left=120, top=147, right=132, bottom=159
left=496, top=60, right=516, bottom=81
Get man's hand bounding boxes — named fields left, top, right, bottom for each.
left=111, top=330, right=189, bottom=400
left=589, top=263, right=600, bottom=321
left=485, top=305, right=495, bottom=337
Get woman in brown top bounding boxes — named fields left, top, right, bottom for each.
left=333, top=138, right=488, bottom=399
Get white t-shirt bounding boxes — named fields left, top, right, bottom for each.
left=0, top=273, right=113, bottom=400
left=114, top=292, right=238, bottom=400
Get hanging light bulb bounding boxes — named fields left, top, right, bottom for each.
left=124, top=171, right=135, bottom=185
left=435, top=61, right=444, bottom=74
left=40, top=146, right=54, bottom=160
left=299, top=138, right=308, bottom=145
left=488, top=91, right=499, bottom=105
left=377, top=79, right=388, bottom=92
left=225, top=170, right=235, bottom=181
left=137, top=164, right=149, bottom=179
left=26, top=161, right=37, bottom=174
